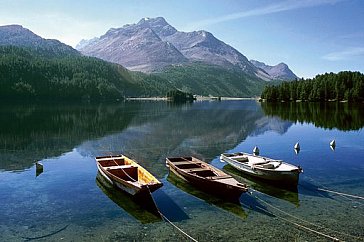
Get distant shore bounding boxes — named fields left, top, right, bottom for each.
left=126, top=97, right=168, bottom=101
left=126, top=96, right=259, bottom=101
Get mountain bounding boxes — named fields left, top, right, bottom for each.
left=0, top=22, right=277, bottom=99
left=0, top=24, right=79, bottom=56
left=250, top=60, right=297, bottom=81
left=77, top=18, right=187, bottom=72
left=76, top=17, right=273, bottom=79
left=135, top=17, right=259, bottom=75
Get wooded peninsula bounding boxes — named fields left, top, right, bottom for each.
left=261, top=71, right=364, bottom=102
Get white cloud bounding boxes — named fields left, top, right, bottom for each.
left=184, top=0, right=344, bottom=30
left=322, top=47, right=364, bottom=61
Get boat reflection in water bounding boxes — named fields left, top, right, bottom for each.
left=96, top=172, right=162, bottom=224
left=223, top=165, right=299, bottom=207
left=167, top=171, right=247, bottom=219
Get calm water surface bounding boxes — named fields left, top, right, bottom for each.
left=1, top=100, right=363, bottom=241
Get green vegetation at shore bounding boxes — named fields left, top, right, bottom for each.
left=155, top=62, right=267, bottom=97
left=166, top=89, right=195, bottom=102
left=261, top=71, right=364, bottom=102
left=0, top=46, right=269, bottom=101
left=0, top=46, right=176, bottom=101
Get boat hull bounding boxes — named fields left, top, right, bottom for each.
left=169, top=166, right=244, bottom=199
left=96, top=155, right=162, bottom=196
left=97, top=164, right=145, bottom=196
left=166, top=157, right=247, bottom=200
left=220, top=154, right=301, bottom=185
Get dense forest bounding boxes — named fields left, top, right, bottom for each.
left=261, top=71, right=364, bottom=102
left=0, top=46, right=176, bottom=101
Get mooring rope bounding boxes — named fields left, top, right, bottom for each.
left=302, top=175, right=364, bottom=207
left=275, top=214, right=341, bottom=241
left=251, top=189, right=327, bottom=230
left=317, top=187, right=364, bottom=200
left=251, top=189, right=364, bottom=241
left=146, top=186, right=198, bottom=242
left=158, top=211, right=198, bottom=242
left=251, top=192, right=342, bottom=241
left=22, top=224, right=69, bottom=241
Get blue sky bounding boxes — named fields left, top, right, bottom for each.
left=1, top=0, right=363, bottom=78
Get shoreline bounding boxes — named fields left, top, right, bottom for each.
left=126, top=96, right=259, bottom=101
left=126, top=97, right=168, bottom=101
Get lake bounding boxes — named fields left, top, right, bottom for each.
left=1, top=100, right=363, bottom=241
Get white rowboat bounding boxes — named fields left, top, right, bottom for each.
left=220, top=152, right=302, bottom=185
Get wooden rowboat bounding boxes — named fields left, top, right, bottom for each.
left=96, top=155, right=163, bottom=196
left=166, top=156, right=248, bottom=199
left=220, top=152, right=302, bottom=185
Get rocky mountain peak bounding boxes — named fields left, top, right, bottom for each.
left=250, top=60, right=297, bottom=81
left=136, top=17, right=177, bottom=37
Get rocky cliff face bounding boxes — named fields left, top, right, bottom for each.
left=250, top=60, right=298, bottom=81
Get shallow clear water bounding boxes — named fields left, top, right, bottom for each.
left=1, top=100, right=363, bottom=241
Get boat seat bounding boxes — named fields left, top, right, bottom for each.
left=173, top=161, right=202, bottom=166
left=183, top=167, right=210, bottom=172
left=97, top=157, right=124, bottom=161
left=251, top=160, right=269, bottom=165
left=232, top=156, right=249, bottom=162
left=106, top=165, right=135, bottom=170
left=206, top=175, right=232, bottom=180
left=260, top=163, right=275, bottom=169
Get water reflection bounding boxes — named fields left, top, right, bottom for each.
left=0, top=103, right=140, bottom=170
left=261, top=102, right=364, bottom=131
left=78, top=101, right=278, bottom=178
left=1, top=101, right=298, bottom=173
left=1, top=100, right=363, bottom=241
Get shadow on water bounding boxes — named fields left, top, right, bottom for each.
left=151, top=189, right=190, bottom=222
left=223, top=165, right=300, bottom=207
left=167, top=171, right=247, bottom=219
left=240, top=193, right=274, bottom=217
left=297, top=179, right=333, bottom=200
left=96, top=172, right=162, bottom=224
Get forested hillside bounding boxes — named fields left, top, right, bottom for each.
left=261, top=71, right=364, bottom=102
left=0, top=46, right=175, bottom=101
left=155, top=63, right=267, bottom=97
